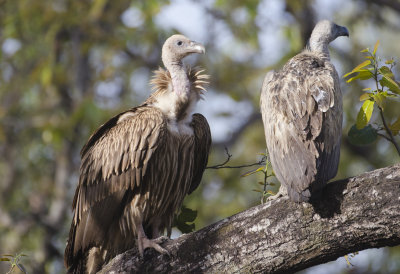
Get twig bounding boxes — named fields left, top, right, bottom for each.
left=372, top=58, right=400, bottom=156
left=377, top=132, right=391, bottom=142
left=379, top=107, right=400, bottom=156
left=206, top=147, right=266, bottom=169
left=206, top=147, right=231, bottom=169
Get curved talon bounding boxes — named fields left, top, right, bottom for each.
left=138, top=236, right=170, bottom=257
left=267, top=185, right=288, bottom=201
left=152, top=235, right=169, bottom=244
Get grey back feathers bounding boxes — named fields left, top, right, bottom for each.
left=260, top=20, right=348, bottom=202
left=64, top=34, right=211, bottom=273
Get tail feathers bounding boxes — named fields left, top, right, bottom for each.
left=287, top=187, right=311, bottom=203
left=66, top=250, right=86, bottom=274
left=64, top=223, right=77, bottom=270
left=66, top=248, right=104, bottom=274
left=286, top=182, right=324, bottom=203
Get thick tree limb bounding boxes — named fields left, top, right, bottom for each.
left=100, top=164, right=400, bottom=273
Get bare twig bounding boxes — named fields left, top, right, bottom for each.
left=206, top=147, right=266, bottom=169
left=377, top=132, right=392, bottom=142
left=379, top=107, right=400, bottom=156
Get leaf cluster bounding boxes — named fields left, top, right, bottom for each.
left=344, top=41, right=400, bottom=155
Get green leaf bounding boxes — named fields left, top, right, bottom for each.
left=178, top=206, right=197, bottom=223
left=385, top=59, right=394, bottom=65
left=344, top=60, right=371, bottom=78
left=241, top=166, right=264, bottom=177
left=0, top=258, right=10, bottom=261
left=173, top=206, right=197, bottom=233
left=346, top=70, right=373, bottom=83
left=348, top=124, right=378, bottom=145
left=359, top=93, right=371, bottom=101
left=372, top=93, right=386, bottom=110
left=362, top=87, right=371, bottom=91
left=373, top=40, right=379, bottom=55
left=344, top=255, right=353, bottom=267
left=378, top=66, right=393, bottom=78
left=379, top=76, right=400, bottom=94
left=356, top=100, right=375, bottom=129
left=175, top=222, right=195, bottom=234
left=389, top=117, right=400, bottom=136
left=360, top=48, right=369, bottom=53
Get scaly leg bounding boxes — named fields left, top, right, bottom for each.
left=267, top=184, right=288, bottom=201
left=136, top=222, right=169, bottom=257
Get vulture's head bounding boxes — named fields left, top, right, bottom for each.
left=162, top=34, right=205, bottom=66
left=309, top=20, right=349, bottom=52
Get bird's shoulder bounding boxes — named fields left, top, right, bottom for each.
left=263, top=50, right=339, bottom=115
left=74, top=105, right=168, bottom=213
left=81, top=105, right=166, bottom=157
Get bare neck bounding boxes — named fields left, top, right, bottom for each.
left=165, top=61, right=190, bottom=98
left=308, top=35, right=331, bottom=60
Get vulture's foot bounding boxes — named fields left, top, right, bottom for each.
left=138, top=236, right=170, bottom=257
left=266, top=185, right=288, bottom=202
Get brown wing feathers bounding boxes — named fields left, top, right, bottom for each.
left=190, top=113, right=212, bottom=194
left=65, top=66, right=211, bottom=272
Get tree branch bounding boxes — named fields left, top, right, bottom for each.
left=99, top=164, right=400, bottom=273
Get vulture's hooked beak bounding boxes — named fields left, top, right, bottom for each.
left=189, top=41, right=205, bottom=54
left=337, top=25, right=349, bottom=38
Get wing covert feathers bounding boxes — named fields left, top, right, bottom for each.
left=189, top=113, right=212, bottom=194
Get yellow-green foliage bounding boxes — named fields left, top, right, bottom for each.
left=344, top=41, right=400, bottom=155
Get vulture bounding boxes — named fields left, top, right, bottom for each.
left=260, top=20, right=349, bottom=202
left=64, top=34, right=211, bottom=273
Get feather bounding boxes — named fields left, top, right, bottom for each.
left=260, top=20, right=346, bottom=202
left=65, top=35, right=211, bottom=273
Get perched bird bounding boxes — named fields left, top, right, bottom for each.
left=64, top=34, right=211, bottom=273
left=260, top=20, right=349, bottom=202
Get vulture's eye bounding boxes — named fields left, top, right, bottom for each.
left=177, top=41, right=183, bottom=46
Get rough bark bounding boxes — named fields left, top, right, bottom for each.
left=99, top=164, right=400, bottom=273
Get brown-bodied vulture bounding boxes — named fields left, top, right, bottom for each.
left=64, top=34, right=211, bottom=273
left=260, top=20, right=349, bottom=202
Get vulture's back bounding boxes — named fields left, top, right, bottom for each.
left=260, top=51, right=342, bottom=202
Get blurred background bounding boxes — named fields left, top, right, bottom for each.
left=0, top=0, right=399, bottom=273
